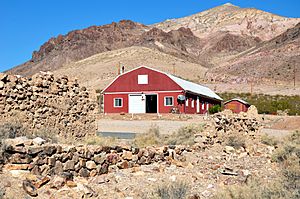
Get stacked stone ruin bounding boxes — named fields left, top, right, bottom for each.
left=212, top=109, right=261, bottom=134
left=1, top=138, right=188, bottom=178
left=0, top=72, right=97, bottom=138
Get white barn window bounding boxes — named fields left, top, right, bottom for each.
left=164, top=96, right=173, bottom=106
left=191, top=99, right=194, bottom=108
left=114, top=98, right=123, bottom=107
left=138, top=75, right=148, bottom=84
left=186, top=99, right=189, bottom=107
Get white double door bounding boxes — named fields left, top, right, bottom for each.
left=129, top=94, right=146, bottom=113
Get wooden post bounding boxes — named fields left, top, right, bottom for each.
left=99, top=94, right=102, bottom=113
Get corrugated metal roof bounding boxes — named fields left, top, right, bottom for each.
left=224, top=98, right=250, bottom=105
left=167, top=74, right=223, bottom=101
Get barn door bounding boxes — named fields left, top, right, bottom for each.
left=129, top=94, right=146, bottom=113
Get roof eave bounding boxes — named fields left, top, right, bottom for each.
left=185, top=90, right=223, bottom=102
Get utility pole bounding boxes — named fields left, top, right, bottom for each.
left=294, top=62, right=296, bottom=90
left=172, top=63, right=176, bottom=75
left=250, top=78, right=253, bottom=96
left=117, top=62, right=121, bottom=75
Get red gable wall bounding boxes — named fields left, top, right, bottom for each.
left=224, top=100, right=249, bottom=113
left=103, top=67, right=183, bottom=93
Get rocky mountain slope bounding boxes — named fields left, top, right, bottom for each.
left=210, top=22, right=300, bottom=82
left=153, top=3, right=300, bottom=41
left=9, top=21, right=206, bottom=76
left=6, top=3, right=300, bottom=89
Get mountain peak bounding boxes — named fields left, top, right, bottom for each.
left=222, top=3, right=237, bottom=7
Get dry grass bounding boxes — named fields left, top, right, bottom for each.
left=214, top=131, right=300, bottom=199
left=167, top=124, right=204, bottom=146
left=224, top=134, right=246, bottom=149
left=28, top=127, right=60, bottom=143
left=133, top=124, right=204, bottom=148
left=260, top=134, right=279, bottom=146
left=0, top=120, right=25, bottom=140
left=214, top=178, right=287, bottom=199
left=82, top=135, right=117, bottom=146
left=144, top=181, right=189, bottom=199
left=133, top=125, right=161, bottom=148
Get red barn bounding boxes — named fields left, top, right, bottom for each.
left=101, top=66, right=222, bottom=114
left=224, top=98, right=251, bottom=113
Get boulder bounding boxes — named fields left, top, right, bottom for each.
left=93, top=153, right=106, bottom=164
left=224, top=146, right=235, bottom=154
left=122, top=151, right=133, bottom=160
left=63, top=160, right=75, bottom=171
left=247, top=105, right=259, bottom=117
left=23, top=180, right=38, bottom=197
left=79, top=168, right=90, bottom=178
left=86, top=161, right=97, bottom=170
left=32, top=137, right=46, bottom=145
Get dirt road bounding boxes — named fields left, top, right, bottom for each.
left=97, top=119, right=202, bottom=134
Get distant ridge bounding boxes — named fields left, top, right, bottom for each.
left=6, top=3, right=300, bottom=86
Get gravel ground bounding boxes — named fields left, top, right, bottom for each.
left=97, top=119, right=203, bottom=134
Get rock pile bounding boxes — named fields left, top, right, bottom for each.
left=1, top=137, right=187, bottom=178
left=0, top=72, right=97, bottom=138
left=212, top=109, right=261, bottom=134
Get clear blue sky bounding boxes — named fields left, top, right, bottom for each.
left=1, top=0, right=299, bottom=72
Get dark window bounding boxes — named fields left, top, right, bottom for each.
left=164, top=97, right=173, bottom=106
left=114, top=98, right=123, bottom=107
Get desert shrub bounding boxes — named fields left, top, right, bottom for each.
left=209, top=105, right=221, bottom=114
left=95, top=89, right=102, bottom=94
left=272, top=131, right=300, bottom=162
left=0, top=121, right=24, bottom=140
left=225, top=134, right=246, bottom=149
left=133, top=125, right=161, bottom=148
left=82, top=135, right=117, bottom=146
left=271, top=131, right=300, bottom=198
left=215, top=131, right=300, bottom=199
left=28, top=127, right=59, bottom=143
left=213, top=178, right=288, bottom=199
left=260, top=134, right=279, bottom=146
left=150, top=181, right=189, bottom=199
left=167, top=124, right=203, bottom=146
left=0, top=187, right=5, bottom=199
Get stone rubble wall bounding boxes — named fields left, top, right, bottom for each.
left=1, top=138, right=188, bottom=178
left=212, top=108, right=261, bottom=134
left=0, top=72, right=97, bottom=138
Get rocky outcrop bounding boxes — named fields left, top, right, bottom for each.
left=0, top=72, right=96, bottom=138
left=8, top=21, right=205, bottom=76
left=210, top=22, right=300, bottom=82
left=153, top=3, right=300, bottom=41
